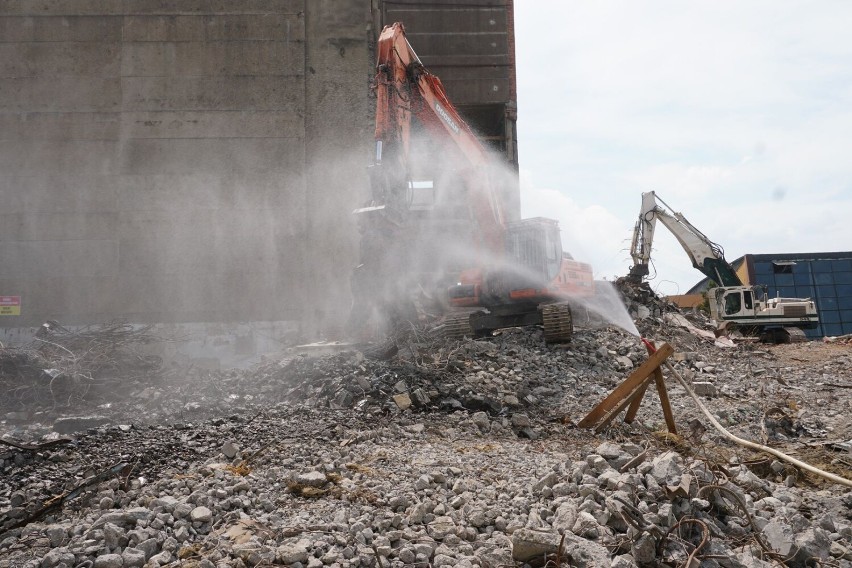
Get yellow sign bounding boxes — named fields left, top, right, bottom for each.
left=0, top=296, right=20, bottom=316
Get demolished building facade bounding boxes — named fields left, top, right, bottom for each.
left=0, top=1, right=519, bottom=362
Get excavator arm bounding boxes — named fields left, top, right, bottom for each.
left=367, top=22, right=505, bottom=253
left=349, top=22, right=593, bottom=343
left=628, top=191, right=742, bottom=287
left=349, top=22, right=506, bottom=334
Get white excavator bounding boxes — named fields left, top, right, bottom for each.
left=627, top=191, right=819, bottom=342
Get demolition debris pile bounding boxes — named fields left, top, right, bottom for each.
left=1, top=307, right=851, bottom=567
left=0, top=322, right=163, bottom=417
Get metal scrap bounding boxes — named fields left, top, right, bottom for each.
left=2, top=461, right=131, bottom=532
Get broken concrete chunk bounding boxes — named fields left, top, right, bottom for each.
left=511, top=413, right=531, bottom=427
left=531, top=471, right=559, bottom=493
left=411, top=388, right=430, bottom=405
left=511, top=529, right=610, bottom=567
left=692, top=381, right=718, bottom=397
left=511, top=528, right=561, bottom=561
left=296, top=470, right=327, bottom=488
left=190, top=506, right=213, bottom=523
left=221, top=440, right=239, bottom=459
left=471, top=411, right=490, bottom=431
left=631, top=532, right=657, bottom=565
left=393, top=393, right=412, bottom=410
left=427, top=516, right=456, bottom=540
left=649, top=451, right=684, bottom=485
left=552, top=502, right=579, bottom=533
left=277, top=542, right=310, bottom=564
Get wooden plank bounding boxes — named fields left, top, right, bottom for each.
left=594, top=374, right=655, bottom=433
left=655, top=368, right=678, bottom=434
left=578, top=343, right=674, bottom=428
left=626, top=339, right=659, bottom=424
left=624, top=381, right=649, bottom=424
left=643, top=339, right=677, bottom=434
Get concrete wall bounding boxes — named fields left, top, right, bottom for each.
left=0, top=1, right=373, bottom=336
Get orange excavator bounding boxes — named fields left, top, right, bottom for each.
left=350, top=22, right=593, bottom=342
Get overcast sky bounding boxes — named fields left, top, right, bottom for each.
left=513, top=1, right=852, bottom=296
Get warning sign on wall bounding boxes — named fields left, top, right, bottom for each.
left=0, top=296, right=21, bottom=316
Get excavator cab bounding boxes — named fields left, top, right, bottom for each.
left=505, top=218, right=563, bottom=290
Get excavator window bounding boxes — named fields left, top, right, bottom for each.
left=743, top=290, right=754, bottom=310
left=545, top=232, right=559, bottom=262
left=724, top=292, right=742, bottom=315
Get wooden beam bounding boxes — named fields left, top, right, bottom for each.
left=655, top=367, right=677, bottom=434
left=624, top=381, right=649, bottom=424
left=578, top=343, right=674, bottom=428
left=594, top=374, right=656, bottom=433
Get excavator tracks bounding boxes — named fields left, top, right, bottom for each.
left=541, top=302, right=573, bottom=344
left=441, top=312, right=474, bottom=340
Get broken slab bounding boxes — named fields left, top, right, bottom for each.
left=511, top=529, right=610, bottom=567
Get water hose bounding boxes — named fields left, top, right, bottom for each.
left=663, top=358, right=852, bottom=488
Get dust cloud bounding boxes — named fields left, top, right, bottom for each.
left=344, top=125, right=638, bottom=339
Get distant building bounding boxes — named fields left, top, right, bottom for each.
left=685, top=252, right=852, bottom=338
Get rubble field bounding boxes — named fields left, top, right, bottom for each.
left=1, top=309, right=851, bottom=568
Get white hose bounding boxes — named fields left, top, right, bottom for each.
left=664, top=361, right=852, bottom=488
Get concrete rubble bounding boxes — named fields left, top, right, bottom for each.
left=1, top=304, right=851, bottom=567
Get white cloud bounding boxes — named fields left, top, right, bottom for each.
left=514, top=1, right=852, bottom=294
left=519, top=170, right=633, bottom=282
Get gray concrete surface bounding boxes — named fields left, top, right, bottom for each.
left=0, top=1, right=372, bottom=337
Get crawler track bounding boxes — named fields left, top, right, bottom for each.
left=541, top=302, right=573, bottom=343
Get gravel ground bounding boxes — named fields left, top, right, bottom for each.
left=1, top=310, right=851, bottom=568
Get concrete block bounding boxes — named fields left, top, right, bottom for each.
left=0, top=174, right=119, bottom=214
left=0, top=1, right=124, bottom=16
left=384, top=5, right=506, bottom=33
left=121, top=15, right=207, bottom=43
left=118, top=138, right=305, bottom=175
left=126, top=0, right=305, bottom=16
left=433, top=75, right=513, bottom=106
left=0, top=212, right=119, bottom=241
left=0, top=16, right=37, bottom=42
left=116, top=171, right=307, bottom=214
left=120, top=75, right=304, bottom=111
left=393, top=393, right=412, bottom=410
left=0, top=77, right=121, bottom=112
left=203, top=14, right=305, bottom=42
left=0, top=139, right=121, bottom=175
left=0, top=0, right=303, bottom=17
left=113, top=264, right=301, bottom=323
left=115, top=210, right=294, bottom=278
left=121, top=110, right=303, bottom=140
left=120, top=41, right=303, bottom=77
left=410, top=31, right=508, bottom=58
left=0, top=43, right=120, bottom=78
left=37, top=16, right=122, bottom=42
left=121, top=14, right=305, bottom=43
left=692, top=381, right=718, bottom=397
left=0, top=274, right=118, bottom=324
left=0, top=239, right=118, bottom=280
left=0, top=112, right=120, bottom=141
